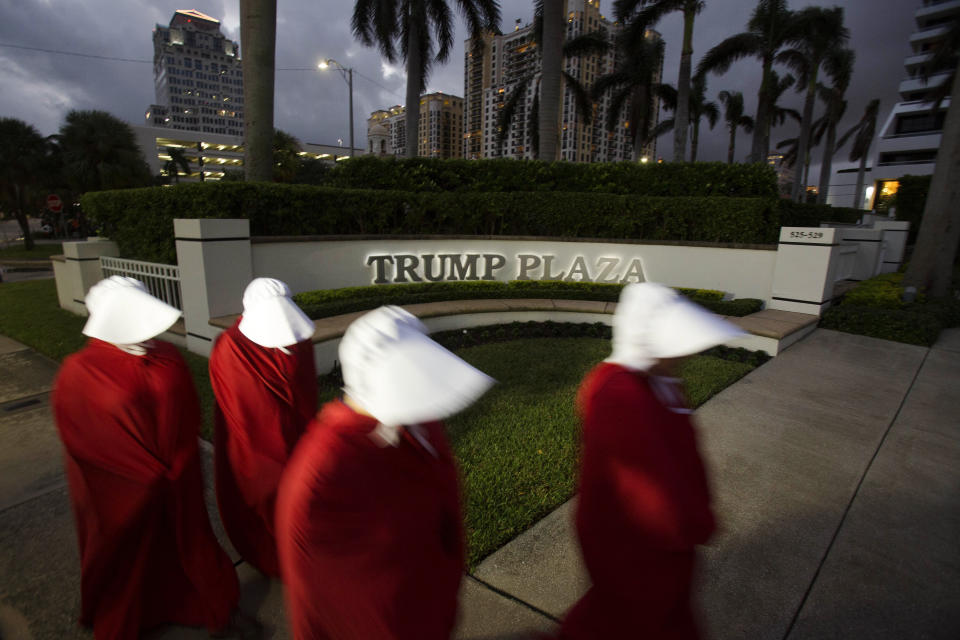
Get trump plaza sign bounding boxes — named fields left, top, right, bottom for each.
left=365, top=251, right=646, bottom=284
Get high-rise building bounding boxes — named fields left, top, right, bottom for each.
left=366, top=93, right=465, bottom=158
left=463, top=0, right=662, bottom=161
left=145, top=10, right=244, bottom=137
left=829, top=0, right=958, bottom=208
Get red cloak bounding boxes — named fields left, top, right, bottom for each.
left=560, top=362, right=716, bottom=640
left=209, top=321, right=317, bottom=576
left=51, top=339, right=239, bottom=640
left=276, top=400, right=465, bottom=640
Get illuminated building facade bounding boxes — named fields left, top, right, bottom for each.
left=827, top=0, right=958, bottom=208
left=133, top=126, right=349, bottom=183
left=463, top=0, right=662, bottom=162
left=366, top=93, right=465, bottom=158
left=145, top=10, right=244, bottom=136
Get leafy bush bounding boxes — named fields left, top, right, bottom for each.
left=823, top=271, right=960, bottom=345
left=324, top=156, right=779, bottom=197
left=841, top=273, right=907, bottom=309
left=317, top=320, right=770, bottom=391
left=776, top=199, right=862, bottom=228
left=893, top=175, right=931, bottom=245
left=83, top=182, right=784, bottom=264
left=819, top=305, right=944, bottom=346
left=292, top=280, right=750, bottom=320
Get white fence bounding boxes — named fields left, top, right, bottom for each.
left=100, top=256, right=182, bottom=310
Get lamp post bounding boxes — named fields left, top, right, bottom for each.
left=318, top=59, right=354, bottom=157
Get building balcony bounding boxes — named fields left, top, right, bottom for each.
left=915, top=0, right=960, bottom=25
left=904, top=52, right=935, bottom=72
left=898, top=71, right=952, bottom=99
left=910, top=24, right=953, bottom=47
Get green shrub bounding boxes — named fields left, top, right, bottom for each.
left=292, top=280, right=746, bottom=320
left=325, top=156, right=779, bottom=197
left=841, top=273, right=907, bottom=309
left=819, top=305, right=944, bottom=346
left=776, top=199, right=862, bottom=228
left=83, top=182, right=784, bottom=264
left=893, top=175, right=931, bottom=245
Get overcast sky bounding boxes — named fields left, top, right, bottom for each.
left=0, top=0, right=917, bottom=175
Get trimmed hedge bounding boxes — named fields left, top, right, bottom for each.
left=325, top=156, right=779, bottom=197
left=293, top=280, right=761, bottom=320
left=317, top=320, right=771, bottom=392
left=84, top=182, right=783, bottom=264
left=819, top=305, right=945, bottom=346
left=776, top=199, right=862, bottom=228
left=820, top=271, right=960, bottom=345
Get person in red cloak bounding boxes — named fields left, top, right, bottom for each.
left=51, top=276, right=252, bottom=640
left=276, top=306, right=494, bottom=640
left=210, top=277, right=317, bottom=577
left=559, top=283, right=744, bottom=640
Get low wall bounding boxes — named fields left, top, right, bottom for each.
left=251, top=236, right=778, bottom=302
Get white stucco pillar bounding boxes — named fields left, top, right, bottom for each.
left=174, top=218, right=252, bottom=356
left=873, top=220, right=910, bottom=274
left=52, top=239, right=119, bottom=315
left=769, top=227, right=844, bottom=316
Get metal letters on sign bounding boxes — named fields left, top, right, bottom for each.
left=365, top=253, right=646, bottom=285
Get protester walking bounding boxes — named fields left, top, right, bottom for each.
left=276, top=306, right=493, bottom=639
left=559, top=283, right=744, bottom=640
left=51, top=276, right=256, bottom=639
left=210, top=277, right=317, bottom=577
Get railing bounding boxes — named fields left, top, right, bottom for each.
left=100, top=256, right=182, bottom=310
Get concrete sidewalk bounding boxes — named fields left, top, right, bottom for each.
left=1, top=329, right=958, bottom=639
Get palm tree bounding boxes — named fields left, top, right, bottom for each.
left=162, top=147, right=191, bottom=184
left=591, top=30, right=667, bottom=161
left=686, top=73, right=718, bottom=162
left=766, top=70, right=801, bottom=139
left=717, top=90, right=754, bottom=163
left=615, top=0, right=705, bottom=162
left=651, top=75, right=717, bottom=162
left=815, top=48, right=855, bottom=204
left=240, top=0, right=277, bottom=181
left=0, top=118, right=48, bottom=250
left=697, top=0, right=801, bottom=163
left=778, top=6, right=850, bottom=201
left=273, top=129, right=302, bottom=183
left=496, top=2, right=605, bottom=159
left=834, top=98, right=879, bottom=209
left=540, top=0, right=564, bottom=160
left=54, top=110, right=152, bottom=194
left=352, top=0, right=499, bottom=159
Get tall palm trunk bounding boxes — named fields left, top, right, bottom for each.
left=852, top=150, right=868, bottom=208
left=727, top=124, right=737, bottom=163
left=791, top=72, right=818, bottom=201
left=633, top=85, right=650, bottom=161
left=405, top=17, right=422, bottom=158
left=539, top=0, right=563, bottom=162
left=240, top=0, right=277, bottom=182
left=750, top=60, right=772, bottom=163
left=903, top=57, right=960, bottom=297
left=673, top=8, right=696, bottom=162
left=690, top=120, right=700, bottom=162
left=816, top=120, right=837, bottom=204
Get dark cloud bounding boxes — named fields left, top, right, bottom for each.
left=0, top=0, right=917, bottom=177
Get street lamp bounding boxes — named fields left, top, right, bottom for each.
left=318, top=59, right=354, bottom=157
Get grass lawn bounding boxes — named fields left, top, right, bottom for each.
left=2, top=278, right=759, bottom=567
left=0, top=279, right=217, bottom=438
left=448, top=337, right=754, bottom=567
left=0, top=243, right=64, bottom=260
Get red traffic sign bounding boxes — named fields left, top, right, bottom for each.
left=46, top=194, right=63, bottom=213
